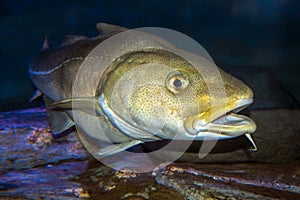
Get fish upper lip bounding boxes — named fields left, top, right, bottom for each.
left=184, top=98, right=256, bottom=137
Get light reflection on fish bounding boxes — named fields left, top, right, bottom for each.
left=29, top=23, right=257, bottom=157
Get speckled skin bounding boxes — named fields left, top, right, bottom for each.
left=102, top=49, right=254, bottom=140
left=28, top=23, right=256, bottom=156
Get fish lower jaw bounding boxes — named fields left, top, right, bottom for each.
left=186, top=113, right=256, bottom=139
left=184, top=113, right=256, bottom=140
left=184, top=98, right=256, bottom=138
left=197, top=113, right=256, bottom=137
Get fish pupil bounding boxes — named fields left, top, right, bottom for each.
left=173, top=79, right=182, bottom=88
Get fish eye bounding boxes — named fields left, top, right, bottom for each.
left=166, top=72, right=189, bottom=94
left=173, top=78, right=183, bottom=88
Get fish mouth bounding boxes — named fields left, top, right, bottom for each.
left=184, top=99, right=256, bottom=140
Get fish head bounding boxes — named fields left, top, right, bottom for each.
left=97, top=48, right=256, bottom=142
left=183, top=61, right=256, bottom=140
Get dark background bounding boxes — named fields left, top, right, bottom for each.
left=0, top=0, right=299, bottom=111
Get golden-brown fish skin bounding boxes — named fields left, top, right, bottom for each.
left=28, top=23, right=257, bottom=157
left=99, top=47, right=255, bottom=140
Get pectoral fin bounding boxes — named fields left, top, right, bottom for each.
left=44, top=96, right=74, bottom=134
left=51, top=97, right=101, bottom=116
left=97, top=140, right=143, bottom=157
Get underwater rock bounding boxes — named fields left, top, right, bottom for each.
left=0, top=161, right=89, bottom=199
left=0, top=107, right=89, bottom=171
left=154, top=161, right=300, bottom=200
left=0, top=106, right=299, bottom=199
left=52, top=159, right=300, bottom=200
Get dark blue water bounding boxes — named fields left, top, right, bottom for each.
left=0, top=0, right=299, bottom=110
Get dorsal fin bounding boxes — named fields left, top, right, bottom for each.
left=60, top=35, right=88, bottom=47
left=96, top=23, right=128, bottom=37
left=41, top=36, right=50, bottom=51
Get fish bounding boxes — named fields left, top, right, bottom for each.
left=29, top=23, right=257, bottom=158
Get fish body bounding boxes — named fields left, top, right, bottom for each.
left=29, top=24, right=127, bottom=104
left=29, top=23, right=257, bottom=157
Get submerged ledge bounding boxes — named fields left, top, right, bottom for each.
left=0, top=107, right=299, bottom=199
